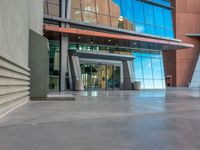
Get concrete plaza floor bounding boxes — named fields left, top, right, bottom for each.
left=0, top=88, right=200, bottom=150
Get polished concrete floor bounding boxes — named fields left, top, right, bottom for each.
left=0, top=88, right=200, bottom=150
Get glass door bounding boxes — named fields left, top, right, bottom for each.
left=81, top=64, right=91, bottom=90
left=91, top=65, right=98, bottom=90
left=114, top=66, right=121, bottom=89
left=107, top=65, right=114, bottom=89
left=99, top=65, right=106, bottom=90
left=81, top=64, right=121, bottom=90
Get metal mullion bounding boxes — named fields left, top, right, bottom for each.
left=80, top=0, right=84, bottom=22
left=107, top=0, right=112, bottom=27
left=94, top=0, right=98, bottom=24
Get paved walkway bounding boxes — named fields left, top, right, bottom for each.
left=0, top=88, right=200, bottom=150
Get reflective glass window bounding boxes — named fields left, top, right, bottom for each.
left=133, top=1, right=145, bottom=23
left=82, top=0, right=96, bottom=12
left=154, top=7, right=164, bottom=27
left=109, top=0, right=121, bottom=17
left=144, top=3, right=154, bottom=25
left=142, top=57, right=153, bottom=79
left=144, top=80, right=154, bottom=89
left=96, top=0, right=109, bottom=14
left=165, top=29, right=174, bottom=38
left=71, top=8, right=82, bottom=22
left=121, top=0, right=134, bottom=21
left=156, top=27, right=165, bottom=37
left=134, top=56, right=143, bottom=78
left=71, top=0, right=81, bottom=9
left=152, top=58, right=163, bottom=79
left=97, top=14, right=110, bottom=26
left=82, top=11, right=97, bottom=24
left=135, top=23, right=145, bottom=33
left=154, top=80, right=164, bottom=89
left=145, top=25, right=155, bottom=35
left=163, top=9, right=173, bottom=29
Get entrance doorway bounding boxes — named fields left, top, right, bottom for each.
left=80, top=64, right=121, bottom=90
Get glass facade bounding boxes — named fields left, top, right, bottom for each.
left=44, top=0, right=60, bottom=17
left=49, top=41, right=60, bottom=91
left=69, top=43, right=165, bottom=89
left=45, top=0, right=172, bottom=90
left=134, top=50, right=165, bottom=89
left=70, top=0, right=174, bottom=38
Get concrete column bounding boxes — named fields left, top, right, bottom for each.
left=60, top=36, right=68, bottom=91
left=60, top=0, right=73, bottom=91
left=66, top=0, right=72, bottom=19
left=122, top=60, right=134, bottom=90
left=61, top=0, right=66, bottom=19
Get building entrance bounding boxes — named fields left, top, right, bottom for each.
left=80, top=64, right=120, bottom=90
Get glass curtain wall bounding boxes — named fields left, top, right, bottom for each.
left=44, top=0, right=60, bottom=17
left=69, top=43, right=165, bottom=89
left=49, top=41, right=61, bottom=91
left=70, top=0, right=174, bottom=38
left=133, top=50, right=165, bottom=89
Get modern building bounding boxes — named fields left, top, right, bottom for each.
left=43, top=0, right=193, bottom=91
left=1, top=0, right=199, bottom=117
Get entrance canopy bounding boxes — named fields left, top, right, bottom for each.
left=44, top=25, right=193, bottom=51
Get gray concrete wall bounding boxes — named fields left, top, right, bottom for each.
left=0, top=0, right=29, bottom=67
left=29, top=30, right=49, bottom=98
left=29, top=0, right=43, bottom=35
left=0, top=0, right=43, bottom=117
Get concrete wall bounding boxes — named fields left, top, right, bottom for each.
left=0, top=0, right=43, bottom=117
left=29, top=0, right=43, bottom=35
left=29, top=30, right=49, bottom=98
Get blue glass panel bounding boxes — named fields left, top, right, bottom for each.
left=145, top=25, right=156, bottom=35
left=135, top=23, right=145, bottom=33
left=152, top=58, right=163, bottom=79
left=144, top=3, right=154, bottom=25
left=134, top=57, right=143, bottom=78
left=154, top=7, right=164, bottom=27
left=154, top=80, right=164, bottom=89
left=144, top=80, right=154, bottom=89
left=133, top=52, right=141, bottom=57
left=151, top=51, right=162, bottom=58
left=162, top=0, right=171, bottom=7
left=142, top=57, right=153, bottom=79
left=121, top=0, right=134, bottom=21
left=163, top=9, right=173, bottom=29
left=152, top=0, right=162, bottom=4
left=140, top=52, right=151, bottom=57
left=156, top=27, right=165, bottom=37
left=112, top=0, right=120, bottom=6
left=133, top=1, right=144, bottom=23
left=165, top=29, right=174, bottom=38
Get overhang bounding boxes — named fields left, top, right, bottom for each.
left=186, top=33, right=200, bottom=37
left=44, top=25, right=194, bottom=51
left=69, top=50, right=134, bottom=61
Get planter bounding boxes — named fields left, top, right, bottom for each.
left=75, top=80, right=84, bottom=91
left=133, top=81, right=141, bottom=90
